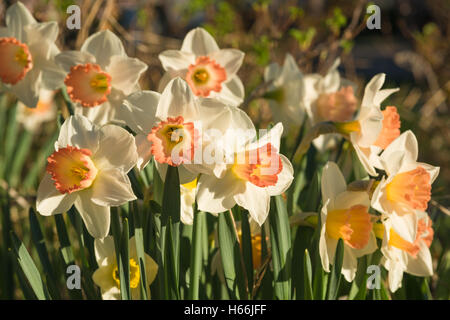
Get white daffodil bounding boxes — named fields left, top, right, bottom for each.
left=16, top=89, right=56, bottom=132
left=180, top=178, right=197, bottom=225
left=302, top=58, right=357, bottom=150
left=196, top=122, right=294, bottom=226
left=36, top=115, right=138, bottom=239
left=263, top=54, right=305, bottom=137
left=158, top=27, right=244, bottom=107
left=121, top=77, right=250, bottom=184
left=372, top=130, right=439, bottom=216
left=92, top=236, right=158, bottom=300
left=0, top=1, right=63, bottom=108
left=319, top=161, right=377, bottom=282
left=380, top=211, right=433, bottom=292
left=335, top=73, right=399, bottom=176
left=54, top=30, right=148, bottom=125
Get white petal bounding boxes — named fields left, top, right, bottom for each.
left=321, top=162, right=347, bottom=205
left=406, top=241, right=433, bottom=277
left=181, top=27, right=220, bottom=56
left=90, top=168, right=136, bottom=207
left=57, top=115, right=100, bottom=152
left=247, top=122, right=284, bottom=151
left=93, top=124, right=138, bottom=172
left=267, top=155, right=294, bottom=196
left=180, top=185, right=196, bottom=225
left=81, top=30, right=125, bottom=68
left=208, top=49, right=244, bottom=77
left=9, top=68, right=40, bottom=108
left=210, top=75, right=244, bottom=107
left=94, top=236, right=116, bottom=266
left=6, top=2, right=36, bottom=41
left=361, top=73, right=385, bottom=108
left=74, top=189, right=111, bottom=239
left=374, top=88, right=399, bottom=106
left=121, top=90, right=159, bottom=134
left=319, top=222, right=331, bottom=273
left=135, top=134, right=153, bottom=170
left=264, top=62, right=280, bottom=82
left=234, top=183, right=270, bottom=226
left=107, top=56, right=148, bottom=95
left=352, top=144, right=378, bottom=176
left=333, top=191, right=370, bottom=211
left=277, top=54, right=302, bottom=84
left=197, top=171, right=242, bottom=214
left=417, top=162, right=440, bottom=184
left=387, top=260, right=405, bottom=292
left=356, top=105, right=383, bottom=148
left=36, top=173, right=77, bottom=216
left=55, top=51, right=96, bottom=73
left=159, top=50, right=195, bottom=71
left=380, top=130, right=418, bottom=171
left=156, top=77, right=199, bottom=120
left=341, top=245, right=358, bottom=282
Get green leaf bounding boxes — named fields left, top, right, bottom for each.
left=132, top=201, right=148, bottom=300
left=269, top=195, right=292, bottom=299
left=292, top=226, right=314, bottom=299
left=240, top=210, right=254, bottom=290
left=218, top=210, right=246, bottom=299
left=8, top=129, right=33, bottom=187
left=326, top=238, right=344, bottom=300
left=161, top=165, right=181, bottom=299
left=29, top=208, right=60, bottom=299
left=120, top=218, right=131, bottom=300
left=189, top=209, right=205, bottom=299
left=10, top=231, right=50, bottom=300
left=303, top=249, right=313, bottom=300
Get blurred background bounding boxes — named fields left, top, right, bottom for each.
left=0, top=0, right=449, bottom=298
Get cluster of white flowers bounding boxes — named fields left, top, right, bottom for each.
left=0, top=2, right=440, bottom=296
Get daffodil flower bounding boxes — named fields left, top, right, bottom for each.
left=372, top=130, right=439, bottom=216
left=36, top=115, right=138, bottom=239
left=158, top=27, right=245, bottom=106
left=380, top=211, right=433, bottom=292
left=302, top=58, right=357, bottom=150
left=319, top=162, right=377, bottom=282
left=335, top=73, right=399, bottom=176
left=196, top=123, right=294, bottom=226
left=55, top=30, right=148, bottom=125
left=0, top=2, right=63, bottom=108
left=121, top=77, right=249, bottom=184
left=263, top=54, right=305, bottom=137
left=16, top=89, right=56, bottom=132
left=92, top=236, right=158, bottom=300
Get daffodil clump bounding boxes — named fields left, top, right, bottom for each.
left=0, top=2, right=446, bottom=301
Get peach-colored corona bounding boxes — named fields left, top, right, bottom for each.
left=386, top=166, right=431, bottom=212
left=0, top=37, right=33, bottom=85
left=186, top=56, right=226, bottom=97
left=316, top=86, right=357, bottom=122
left=46, top=146, right=98, bottom=194
left=374, top=106, right=401, bottom=149
left=326, top=204, right=373, bottom=249
left=232, top=143, right=283, bottom=188
left=147, top=116, right=196, bottom=166
left=64, top=63, right=112, bottom=107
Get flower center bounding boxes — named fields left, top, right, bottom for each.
left=373, top=106, right=401, bottom=149
left=316, top=86, right=357, bottom=122
left=46, top=146, right=98, bottom=194
left=186, top=56, right=227, bottom=97
left=232, top=143, right=283, bottom=188
left=326, top=204, right=372, bottom=249
left=386, top=166, right=431, bottom=211
left=64, top=63, right=112, bottom=108
left=147, top=116, right=196, bottom=167
left=112, top=258, right=141, bottom=289
left=0, top=37, right=33, bottom=85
